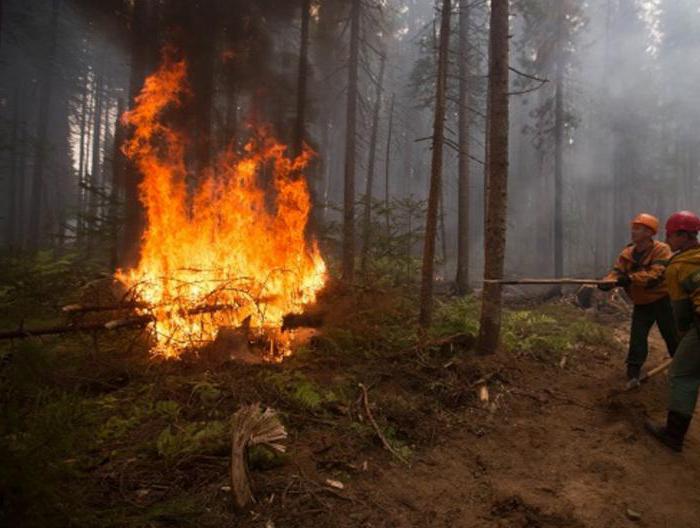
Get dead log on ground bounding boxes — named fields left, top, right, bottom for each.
left=0, top=321, right=117, bottom=340
left=2, top=302, right=324, bottom=341
left=62, top=302, right=150, bottom=314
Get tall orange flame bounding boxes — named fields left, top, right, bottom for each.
left=116, top=53, right=326, bottom=359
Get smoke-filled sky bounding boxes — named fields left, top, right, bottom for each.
left=0, top=0, right=698, bottom=284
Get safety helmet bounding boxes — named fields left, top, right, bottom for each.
left=631, top=213, right=659, bottom=235
left=665, top=211, right=700, bottom=236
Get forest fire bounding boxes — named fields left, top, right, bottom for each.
left=115, top=54, right=327, bottom=360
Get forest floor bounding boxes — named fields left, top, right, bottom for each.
left=2, top=260, right=700, bottom=528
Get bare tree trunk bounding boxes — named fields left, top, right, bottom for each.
left=483, top=72, right=491, bottom=229
left=607, top=0, right=628, bottom=255
left=385, top=93, right=395, bottom=234
left=109, top=99, right=125, bottom=268
left=553, top=76, right=564, bottom=278
left=360, top=53, right=386, bottom=275
left=0, top=0, right=4, bottom=51
left=186, top=2, right=216, bottom=175
left=320, top=119, right=331, bottom=225
left=16, top=114, right=27, bottom=249
left=83, top=80, right=96, bottom=236
left=402, top=120, right=413, bottom=198
left=119, top=0, right=153, bottom=268
left=419, top=0, right=451, bottom=328
left=76, top=79, right=89, bottom=244
left=294, top=0, right=311, bottom=157
left=6, top=88, right=19, bottom=250
left=476, top=0, right=510, bottom=354
left=553, top=6, right=565, bottom=281
left=439, top=186, right=447, bottom=264
left=342, top=0, right=361, bottom=282
left=27, top=0, right=60, bottom=249
left=456, top=0, right=471, bottom=294
left=87, top=67, right=104, bottom=252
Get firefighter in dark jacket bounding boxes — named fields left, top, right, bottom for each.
left=646, top=211, right=700, bottom=452
left=599, top=213, right=678, bottom=387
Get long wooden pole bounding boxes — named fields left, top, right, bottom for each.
left=483, top=278, right=615, bottom=286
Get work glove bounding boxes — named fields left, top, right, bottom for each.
left=616, top=275, right=631, bottom=288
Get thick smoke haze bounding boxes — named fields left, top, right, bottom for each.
left=0, top=0, right=698, bottom=284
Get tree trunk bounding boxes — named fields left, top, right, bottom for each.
left=76, top=79, right=89, bottom=244
left=342, top=0, right=361, bottom=282
left=360, top=53, right=386, bottom=275
left=553, top=6, right=565, bottom=281
left=385, top=93, right=395, bottom=234
left=483, top=68, right=491, bottom=230
left=119, top=0, right=153, bottom=268
left=553, top=76, right=564, bottom=279
left=608, top=0, right=629, bottom=256
left=476, top=0, right=510, bottom=354
left=320, top=118, right=331, bottom=225
left=418, top=0, right=452, bottom=328
left=0, top=0, right=4, bottom=51
left=16, top=114, right=27, bottom=249
left=439, top=186, right=447, bottom=264
left=27, top=0, right=60, bottom=249
left=109, top=99, right=126, bottom=268
left=6, top=88, right=19, bottom=249
left=294, top=0, right=311, bottom=157
left=87, top=67, right=104, bottom=251
left=455, top=0, right=471, bottom=294
left=188, top=3, right=215, bottom=175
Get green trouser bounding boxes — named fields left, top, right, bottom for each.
left=627, top=296, right=679, bottom=373
left=669, top=327, right=700, bottom=417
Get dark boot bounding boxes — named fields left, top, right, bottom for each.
left=626, top=364, right=641, bottom=389
left=626, top=364, right=641, bottom=380
left=645, top=411, right=692, bottom=452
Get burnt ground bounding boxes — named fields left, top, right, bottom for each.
left=2, top=285, right=700, bottom=528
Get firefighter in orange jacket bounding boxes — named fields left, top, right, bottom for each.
left=599, top=213, right=678, bottom=387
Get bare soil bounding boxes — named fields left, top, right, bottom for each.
left=244, top=315, right=700, bottom=528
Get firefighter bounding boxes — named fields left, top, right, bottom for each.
left=645, top=211, right=700, bottom=452
left=599, top=213, right=678, bottom=388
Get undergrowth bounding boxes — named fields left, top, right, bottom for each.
left=0, top=259, right=619, bottom=527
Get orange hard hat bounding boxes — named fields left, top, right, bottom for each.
left=631, top=213, right=659, bottom=234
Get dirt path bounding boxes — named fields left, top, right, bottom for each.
left=342, top=324, right=700, bottom=527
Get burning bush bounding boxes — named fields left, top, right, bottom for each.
left=116, top=53, right=326, bottom=359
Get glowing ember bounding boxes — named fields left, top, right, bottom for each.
left=116, top=52, right=327, bottom=359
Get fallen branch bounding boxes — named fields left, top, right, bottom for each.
left=0, top=321, right=113, bottom=340
left=358, top=383, right=408, bottom=465
left=230, top=403, right=287, bottom=510
left=104, top=315, right=155, bottom=330
left=62, top=302, right=150, bottom=314
left=4, top=296, right=326, bottom=342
